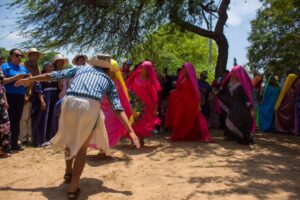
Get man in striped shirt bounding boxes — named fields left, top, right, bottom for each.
left=15, top=56, right=140, bottom=199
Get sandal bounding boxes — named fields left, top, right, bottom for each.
left=64, top=172, right=72, bottom=183
left=67, top=188, right=81, bottom=199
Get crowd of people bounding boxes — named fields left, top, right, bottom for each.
left=0, top=47, right=299, bottom=199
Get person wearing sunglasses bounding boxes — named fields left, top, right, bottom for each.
left=2, top=48, right=31, bottom=151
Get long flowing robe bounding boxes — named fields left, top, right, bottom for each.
left=218, top=65, right=254, bottom=143
left=31, top=81, right=59, bottom=147
left=275, top=74, right=298, bottom=133
left=295, top=80, right=300, bottom=135
left=126, top=61, right=161, bottom=138
left=258, top=76, right=281, bottom=132
left=165, top=63, right=211, bottom=142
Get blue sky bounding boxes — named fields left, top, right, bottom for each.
left=0, top=0, right=261, bottom=68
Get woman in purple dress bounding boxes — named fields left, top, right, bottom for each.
left=31, top=62, right=59, bottom=147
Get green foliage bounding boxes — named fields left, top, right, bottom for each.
left=38, top=51, right=58, bottom=66
left=131, top=25, right=217, bottom=81
left=0, top=48, right=9, bottom=61
left=247, top=0, right=300, bottom=75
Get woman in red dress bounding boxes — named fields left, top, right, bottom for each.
left=126, top=61, right=161, bottom=145
left=165, top=63, right=212, bottom=142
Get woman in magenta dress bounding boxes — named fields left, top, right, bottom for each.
left=165, top=63, right=212, bottom=142
left=126, top=61, right=161, bottom=145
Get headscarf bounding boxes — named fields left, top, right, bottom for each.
left=111, top=59, right=129, bottom=98
left=223, top=65, right=254, bottom=108
left=177, top=63, right=200, bottom=101
left=222, top=65, right=256, bottom=132
left=275, top=74, right=298, bottom=111
left=262, top=75, right=279, bottom=98
left=126, top=61, right=161, bottom=92
left=110, top=59, right=133, bottom=124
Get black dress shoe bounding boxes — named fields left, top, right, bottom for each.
left=12, top=145, right=24, bottom=151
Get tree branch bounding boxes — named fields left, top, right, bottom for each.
left=214, top=0, right=230, bottom=35
left=170, top=1, right=215, bottom=39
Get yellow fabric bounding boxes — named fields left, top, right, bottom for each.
left=111, top=59, right=129, bottom=98
left=111, top=59, right=134, bottom=125
left=275, top=74, right=298, bottom=111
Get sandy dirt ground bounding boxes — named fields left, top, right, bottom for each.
left=0, top=130, right=300, bottom=200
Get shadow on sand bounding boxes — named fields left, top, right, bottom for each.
left=0, top=178, right=133, bottom=200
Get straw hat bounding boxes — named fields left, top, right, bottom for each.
left=52, top=54, right=69, bottom=67
left=72, top=54, right=88, bottom=65
left=87, top=55, right=115, bottom=72
left=26, top=48, right=42, bottom=57
left=95, top=53, right=111, bottom=61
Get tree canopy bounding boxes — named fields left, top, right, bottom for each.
left=131, top=24, right=217, bottom=81
left=247, top=0, right=300, bottom=75
left=8, top=0, right=230, bottom=77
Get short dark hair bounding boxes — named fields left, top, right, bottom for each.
left=8, top=48, right=22, bottom=62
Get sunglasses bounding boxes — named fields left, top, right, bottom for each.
left=14, top=54, right=24, bottom=58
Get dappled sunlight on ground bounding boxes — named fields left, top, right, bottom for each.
left=0, top=130, right=299, bottom=200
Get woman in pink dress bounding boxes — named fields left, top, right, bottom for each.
left=165, top=63, right=212, bottom=142
left=126, top=61, right=161, bottom=146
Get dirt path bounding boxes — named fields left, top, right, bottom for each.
left=0, top=130, right=300, bottom=200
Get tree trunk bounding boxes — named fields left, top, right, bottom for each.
left=170, top=0, right=230, bottom=79
left=214, top=33, right=229, bottom=78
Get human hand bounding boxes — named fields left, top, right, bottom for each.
left=129, top=131, right=140, bottom=149
left=133, top=111, right=140, bottom=119
left=198, top=104, right=202, bottom=112
left=15, top=78, right=31, bottom=87
left=24, top=94, right=30, bottom=103
left=14, top=74, right=28, bottom=80
left=40, top=100, right=46, bottom=111
left=250, top=109, right=255, bottom=119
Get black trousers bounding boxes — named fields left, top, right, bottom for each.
left=6, top=93, right=25, bottom=148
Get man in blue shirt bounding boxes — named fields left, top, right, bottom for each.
left=16, top=56, right=140, bottom=199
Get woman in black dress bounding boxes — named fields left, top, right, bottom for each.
left=218, top=65, right=255, bottom=145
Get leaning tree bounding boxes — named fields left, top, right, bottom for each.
left=9, top=0, right=230, bottom=77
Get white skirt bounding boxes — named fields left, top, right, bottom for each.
left=50, top=95, right=110, bottom=160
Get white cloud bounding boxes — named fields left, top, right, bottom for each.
left=227, top=11, right=242, bottom=26
left=227, top=0, right=262, bottom=26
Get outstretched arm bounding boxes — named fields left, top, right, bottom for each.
left=15, top=73, right=51, bottom=87
left=15, top=67, right=78, bottom=87
left=114, top=110, right=140, bottom=149
left=4, top=73, right=31, bottom=84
